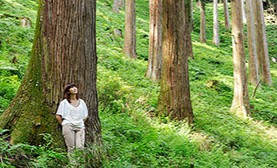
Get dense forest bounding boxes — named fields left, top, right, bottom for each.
left=0, top=0, right=277, bottom=167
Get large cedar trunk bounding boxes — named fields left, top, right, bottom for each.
left=230, top=0, right=250, bottom=118
left=253, top=0, right=272, bottom=85
left=124, top=0, right=137, bottom=58
left=158, top=0, right=193, bottom=124
left=245, top=0, right=259, bottom=85
left=146, top=0, right=162, bottom=81
left=0, top=0, right=101, bottom=148
left=223, top=0, right=230, bottom=29
left=213, top=0, right=220, bottom=46
left=199, top=1, right=207, bottom=43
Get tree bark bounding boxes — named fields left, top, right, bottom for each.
left=253, top=0, right=272, bottom=85
left=146, top=0, right=162, bottom=81
left=213, top=0, right=220, bottom=46
left=230, top=0, right=250, bottom=118
left=158, top=0, right=193, bottom=124
left=0, top=0, right=101, bottom=148
left=245, top=0, right=259, bottom=85
left=185, top=0, right=194, bottom=58
left=124, top=0, right=137, bottom=58
left=199, top=1, right=207, bottom=43
left=223, top=0, right=230, bottom=29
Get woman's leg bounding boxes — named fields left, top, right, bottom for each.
left=62, top=124, right=75, bottom=153
left=75, top=127, right=85, bottom=149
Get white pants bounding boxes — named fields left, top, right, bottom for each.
left=62, top=124, right=85, bottom=153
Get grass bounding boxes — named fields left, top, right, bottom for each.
left=1, top=0, right=277, bottom=167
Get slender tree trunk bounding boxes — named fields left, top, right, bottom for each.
left=124, top=0, right=137, bottom=58
left=223, top=0, right=230, bottom=29
left=190, top=0, right=194, bottom=31
left=253, top=0, right=272, bottom=85
left=158, top=0, right=193, bottom=124
left=185, top=0, right=194, bottom=58
left=230, top=0, right=250, bottom=118
left=113, top=0, right=125, bottom=13
left=245, top=0, right=259, bottom=85
left=199, top=1, right=207, bottom=43
left=146, top=0, right=162, bottom=81
left=0, top=0, right=101, bottom=148
left=213, top=0, right=220, bottom=46
left=242, top=0, right=247, bottom=24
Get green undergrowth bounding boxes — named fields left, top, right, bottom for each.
left=1, top=0, right=277, bottom=167
left=0, top=0, right=38, bottom=114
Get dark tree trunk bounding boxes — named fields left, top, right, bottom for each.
left=158, top=0, right=193, bottom=124
left=185, top=0, right=194, bottom=58
left=230, top=0, right=250, bottom=118
left=146, top=0, right=162, bottom=81
left=124, top=0, right=137, bottom=58
left=0, top=0, right=101, bottom=148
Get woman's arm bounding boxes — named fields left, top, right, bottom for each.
left=56, top=115, right=63, bottom=125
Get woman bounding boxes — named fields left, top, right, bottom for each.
left=56, top=83, right=88, bottom=153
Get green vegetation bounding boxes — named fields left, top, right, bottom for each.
left=1, top=0, right=277, bottom=167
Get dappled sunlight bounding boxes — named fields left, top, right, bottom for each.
left=193, top=41, right=218, bottom=51
left=4, top=0, right=24, bottom=8
left=248, top=119, right=277, bottom=142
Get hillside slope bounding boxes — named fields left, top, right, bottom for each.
left=0, top=0, right=276, bottom=167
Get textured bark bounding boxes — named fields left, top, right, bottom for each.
left=158, top=0, right=193, bottom=124
left=146, top=0, right=162, bottom=81
left=253, top=0, right=272, bottom=85
left=245, top=0, right=259, bottom=85
left=0, top=0, right=101, bottom=148
left=230, top=0, right=250, bottom=118
left=213, top=0, right=220, bottom=46
left=199, top=1, right=207, bottom=43
left=223, top=0, right=230, bottom=29
left=124, top=0, right=137, bottom=58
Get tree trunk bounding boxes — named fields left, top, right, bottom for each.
left=245, top=0, right=259, bottom=85
left=242, top=0, right=247, bottom=23
left=190, top=0, right=194, bottom=31
left=124, top=0, right=137, bottom=58
left=253, top=0, right=272, bottom=85
left=199, top=1, right=207, bottom=43
left=230, top=0, right=250, bottom=118
left=223, top=0, right=230, bottom=29
left=185, top=0, right=194, bottom=58
left=213, top=0, right=220, bottom=46
left=146, top=0, right=162, bottom=81
left=0, top=0, right=101, bottom=148
left=158, top=0, right=193, bottom=124
left=113, top=0, right=124, bottom=13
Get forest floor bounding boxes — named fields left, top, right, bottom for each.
left=0, top=0, right=277, bottom=167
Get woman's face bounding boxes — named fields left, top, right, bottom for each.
left=68, top=86, right=78, bottom=95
